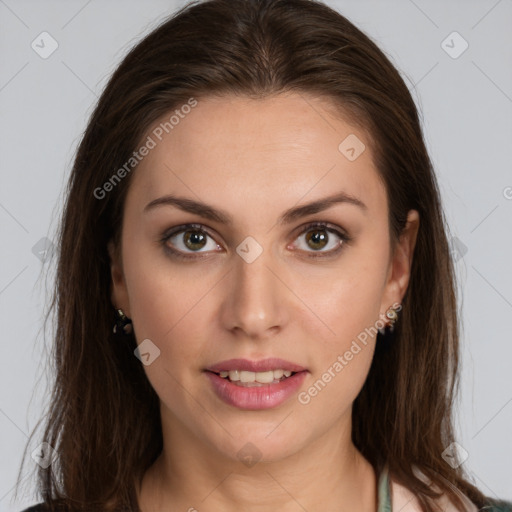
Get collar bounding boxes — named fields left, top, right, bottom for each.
left=377, top=464, right=478, bottom=511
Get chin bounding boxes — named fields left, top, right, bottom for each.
left=207, top=427, right=307, bottom=467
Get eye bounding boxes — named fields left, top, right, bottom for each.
left=160, top=223, right=221, bottom=260
left=291, top=221, right=351, bottom=258
left=160, top=221, right=351, bottom=261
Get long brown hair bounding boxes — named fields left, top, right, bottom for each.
left=16, top=0, right=495, bottom=510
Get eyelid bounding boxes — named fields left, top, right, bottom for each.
left=288, top=221, right=351, bottom=258
left=160, top=223, right=220, bottom=260
left=160, top=221, right=351, bottom=259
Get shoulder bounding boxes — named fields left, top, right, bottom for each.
left=387, top=465, right=512, bottom=512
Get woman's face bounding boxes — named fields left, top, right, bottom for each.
left=110, top=92, right=418, bottom=464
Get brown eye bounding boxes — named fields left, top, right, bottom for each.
left=182, top=229, right=208, bottom=251
left=305, top=228, right=329, bottom=251
left=293, top=222, right=350, bottom=257
left=162, top=224, right=221, bottom=258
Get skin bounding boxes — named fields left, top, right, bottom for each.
left=109, top=92, right=419, bottom=511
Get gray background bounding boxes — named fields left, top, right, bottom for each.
left=1, top=0, right=511, bottom=509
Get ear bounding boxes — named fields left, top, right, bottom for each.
left=380, top=209, right=420, bottom=313
left=108, top=239, right=131, bottom=317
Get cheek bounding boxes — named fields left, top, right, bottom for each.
left=297, top=241, right=388, bottom=410
left=121, top=238, right=207, bottom=363
left=122, top=253, right=209, bottom=414
left=297, top=342, right=376, bottom=431
left=312, top=246, right=389, bottom=347
left=307, top=283, right=380, bottom=399
left=296, top=274, right=384, bottom=419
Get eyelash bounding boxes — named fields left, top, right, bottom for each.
left=159, top=221, right=352, bottom=261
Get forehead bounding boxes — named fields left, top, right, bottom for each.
left=126, top=92, right=386, bottom=217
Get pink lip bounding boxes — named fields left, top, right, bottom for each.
left=205, top=358, right=307, bottom=373
left=205, top=370, right=307, bottom=410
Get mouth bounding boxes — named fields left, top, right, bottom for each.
left=203, top=358, right=308, bottom=409
left=206, top=369, right=300, bottom=387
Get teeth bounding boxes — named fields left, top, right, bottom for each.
left=240, top=370, right=257, bottom=383
left=219, top=369, right=295, bottom=384
left=228, top=370, right=240, bottom=381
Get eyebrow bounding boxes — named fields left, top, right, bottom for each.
left=143, top=190, right=367, bottom=224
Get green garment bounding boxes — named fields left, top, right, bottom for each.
left=377, top=465, right=392, bottom=512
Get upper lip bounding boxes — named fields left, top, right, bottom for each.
left=205, top=358, right=307, bottom=373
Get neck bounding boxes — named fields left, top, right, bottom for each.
left=136, top=410, right=378, bottom=511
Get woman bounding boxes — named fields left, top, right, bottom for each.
left=16, top=0, right=512, bottom=510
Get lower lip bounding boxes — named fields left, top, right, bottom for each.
left=205, top=371, right=307, bottom=410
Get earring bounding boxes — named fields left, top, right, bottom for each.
left=385, top=304, right=400, bottom=333
left=113, top=308, right=133, bottom=335
left=378, top=303, right=401, bottom=335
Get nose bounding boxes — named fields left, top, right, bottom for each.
left=219, top=246, right=289, bottom=340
